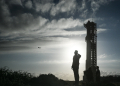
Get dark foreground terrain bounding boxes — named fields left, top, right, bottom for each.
left=0, top=67, right=120, bottom=86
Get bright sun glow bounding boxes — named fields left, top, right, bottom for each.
left=64, top=41, right=86, bottom=63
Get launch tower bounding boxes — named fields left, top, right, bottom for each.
left=83, top=21, right=99, bottom=82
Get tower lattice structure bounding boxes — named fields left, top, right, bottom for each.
left=84, top=21, right=97, bottom=70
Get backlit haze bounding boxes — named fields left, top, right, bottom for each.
left=0, top=0, right=120, bottom=81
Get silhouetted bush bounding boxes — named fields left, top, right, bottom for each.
left=85, top=82, right=116, bottom=86
left=101, top=75, right=120, bottom=82
left=83, top=75, right=120, bottom=86
left=0, top=67, right=32, bottom=86
left=1, top=67, right=119, bottom=86
left=0, top=67, right=67, bottom=86
left=30, top=74, right=67, bottom=86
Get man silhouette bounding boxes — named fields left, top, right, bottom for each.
left=71, top=50, right=81, bottom=85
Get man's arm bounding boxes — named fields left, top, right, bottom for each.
left=71, top=56, right=74, bottom=69
left=78, top=54, right=81, bottom=58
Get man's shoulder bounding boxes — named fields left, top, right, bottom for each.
left=73, top=54, right=81, bottom=58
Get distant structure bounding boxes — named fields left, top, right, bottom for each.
left=83, top=21, right=100, bottom=82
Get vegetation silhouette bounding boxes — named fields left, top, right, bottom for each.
left=0, top=67, right=67, bottom=86
left=82, top=75, right=120, bottom=86
left=0, top=67, right=120, bottom=86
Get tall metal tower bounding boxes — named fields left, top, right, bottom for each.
left=85, top=21, right=97, bottom=69
left=83, top=21, right=98, bottom=82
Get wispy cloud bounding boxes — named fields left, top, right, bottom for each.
left=0, top=0, right=113, bottom=52
left=78, top=0, right=86, bottom=11
left=25, top=0, right=33, bottom=9
left=9, top=0, right=22, bottom=6
left=98, top=54, right=108, bottom=58
left=99, top=24, right=106, bottom=27
left=37, top=60, right=71, bottom=64
left=34, top=0, right=76, bottom=16
left=89, top=0, right=114, bottom=17
left=50, top=0, right=76, bottom=16
left=35, top=2, right=52, bottom=12
left=45, top=18, right=83, bottom=30
left=78, top=0, right=88, bottom=18
left=97, top=28, right=107, bottom=33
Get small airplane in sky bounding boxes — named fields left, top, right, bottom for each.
left=38, top=47, right=41, bottom=49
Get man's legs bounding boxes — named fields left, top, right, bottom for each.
left=73, top=68, right=79, bottom=84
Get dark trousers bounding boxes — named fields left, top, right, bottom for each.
left=73, top=68, right=79, bottom=83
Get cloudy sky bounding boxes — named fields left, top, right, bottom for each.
left=0, top=0, right=120, bottom=80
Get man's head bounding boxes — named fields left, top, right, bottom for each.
left=74, top=50, right=78, bottom=55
